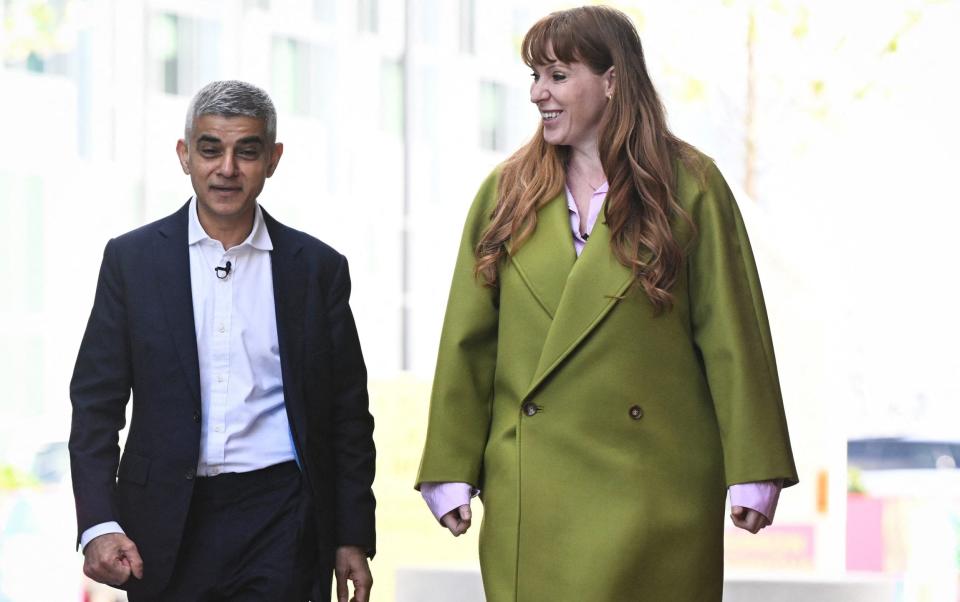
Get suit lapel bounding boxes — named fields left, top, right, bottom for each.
left=154, top=202, right=201, bottom=407
left=262, top=209, right=307, bottom=431
left=523, top=204, right=634, bottom=401
left=507, top=191, right=576, bottom=318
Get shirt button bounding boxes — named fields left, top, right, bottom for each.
left=522, top=402, right=540, bottom=417
left=217, top=375, right=224, bottom=383
left=218, top=324, right=225, bottom=333
left=209, top=468, right=219, bottom=476
left=185, top=468, right=195, bottom=480
left=214, top=425, right=223, bottom=433
left=629, top=405, right=644, bottom=420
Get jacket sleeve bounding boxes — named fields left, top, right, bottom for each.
left=416, top=170, right=501, bottom=489
left=685, top=161, right=798, bottom=488
left=69, top=238, right=133, bottom=546
left=325, top=254, right=378, bottom=555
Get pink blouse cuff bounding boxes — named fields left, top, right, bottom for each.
left=420, top=481, right=476, bottom=522
left=729, top=479, right=783, bottom=523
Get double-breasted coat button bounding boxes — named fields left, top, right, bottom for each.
left=192, top=411, right=200, bottom=423
left=185, top=468, right=196, bottom=480
left=522, top=402, right=540, bottom=417
left=629, top=405, right=644, bottom=420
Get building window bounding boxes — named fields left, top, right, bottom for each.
left=149, top=13, right=221, bottom=96
left=358, top=0, right=378, bottom=34
left=459, top=0, right=475, bottom=54
left=479, top=81, right=507, bottom=151
left=418, top=0, right=440, bottom=45
left=272, top=37, right=335, bottom=119
left=380, top=59, right=403, bottom=137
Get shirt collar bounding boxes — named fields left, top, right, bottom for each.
left=187, top=196, right=273, bottom=251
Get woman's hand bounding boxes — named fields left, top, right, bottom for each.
left=440, top=503, right=472, bottom=536
left=730, top=505, right=769, bottom=534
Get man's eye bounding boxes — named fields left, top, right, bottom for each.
left=238, top=149, right=259, bottom=159
left=199, top=148, right=220, bottom=156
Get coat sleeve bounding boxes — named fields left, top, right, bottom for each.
left=685, top=161, right=798, bottom=488
left=416, top=169, right=501, bottom=489
left=325, top=254, right=378, bottom=555
left=69, top=238, right=133, bottom=545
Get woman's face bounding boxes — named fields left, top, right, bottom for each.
left=529, top=46, right=613, bottom=152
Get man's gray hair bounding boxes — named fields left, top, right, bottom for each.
left=184, top=80, right=278, bottom=144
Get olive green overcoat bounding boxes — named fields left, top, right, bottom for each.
left=417, top=156, right=798, bottom=602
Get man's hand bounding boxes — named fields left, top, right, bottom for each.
left=730, top=505, right=769, bottom=534
left=83, top=532, right=144, bottom=586
left=440, top=504, right=472, bottom=537
left=335, top=545, right=372, bottom=602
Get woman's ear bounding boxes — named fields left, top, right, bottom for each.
left=604, top=66, right=616, bottom=100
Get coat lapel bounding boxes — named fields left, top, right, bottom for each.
left=522, top=205, right=634, bottom=401
left=262, top=210, right=307, bottom=432
left=154, top=202, right=201, bottom=407
left=507, top=191, right=576, bottom=319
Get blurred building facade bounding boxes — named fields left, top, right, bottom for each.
left=0, top=0, right=556, bottom=449
left=8, top=2, right=960, bottom=597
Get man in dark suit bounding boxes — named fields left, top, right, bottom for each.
left=69, top=80, right=375, bottom=601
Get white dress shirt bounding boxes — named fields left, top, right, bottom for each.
left=80, top=198, right=295, bottom=550
left=188, top=197, right=295, bottom=476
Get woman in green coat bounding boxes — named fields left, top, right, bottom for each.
left=417, top=6, right=798, bottom=601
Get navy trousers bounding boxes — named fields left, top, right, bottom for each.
left=130, top=461, right=328, bottom=602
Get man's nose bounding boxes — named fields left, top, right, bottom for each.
left=218, top=151, right=238, bottom=177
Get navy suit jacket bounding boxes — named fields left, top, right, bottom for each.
left=69, top=202, right=376, bottom=596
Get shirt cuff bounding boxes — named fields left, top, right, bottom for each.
left=420, top=482, right=476, bottom=523
left=80, top=521, right=125, bottom=553
left=729, top=480, right=783, bottom=524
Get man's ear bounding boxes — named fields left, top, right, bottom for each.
left=266, top=142, right=284, bottom=178
left=176, top=139, right=190, bottom=174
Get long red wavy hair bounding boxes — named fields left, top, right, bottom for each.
left=475, top=6, right=697, bottom=312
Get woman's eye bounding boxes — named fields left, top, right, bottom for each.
left=552, top=72, right=566, bottom=81
left=530, top=72, right=540, bottom=81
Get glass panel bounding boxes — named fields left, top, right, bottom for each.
left=150, top=13, right=179, bottom=94
left=459, top=0, right=475, bottom=54
left=358, top=0, right=378, bottom=34
left=419, top=0, right=440, bottom=45
left=479, top=81, right=506, bottom=151
left=314, top=0, right=335, bottom=23
left=193, top=20, right=222, bottom=93
left=380, top=59, right=403, bottom=137
left=309, top=44, right=336, bottom=119
left=272, top=37, right=304, bottom=115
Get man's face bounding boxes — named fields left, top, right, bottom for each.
left=176, top=114, right=283, bottom=225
